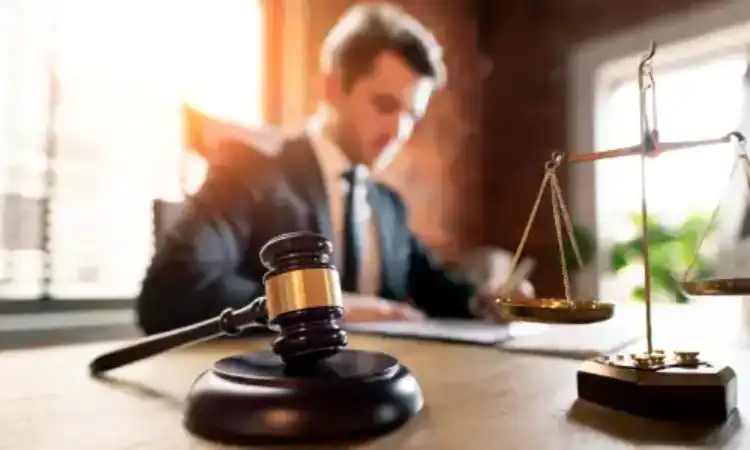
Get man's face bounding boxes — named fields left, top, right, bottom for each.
left=326, top=51, right=435, bottom=169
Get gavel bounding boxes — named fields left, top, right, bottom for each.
left=89, top=231, right=423, bottom=445
left=90, top=232, right=349, bottom=373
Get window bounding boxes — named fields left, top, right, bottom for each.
left=0, top=3, right=11, bottom=287
left=1, top=0, right=265, bottom=301
left=594, top=54, right=748, bottom=301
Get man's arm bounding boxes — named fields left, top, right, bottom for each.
left=407, top=233, right=477, bottom=319
left=136, top=143, right=272, bottom=334
left=408, top=235, right=538, bottom=321
left=379, top=187, right=477, bottom=318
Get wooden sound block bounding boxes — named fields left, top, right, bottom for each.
left=577, top=355, right=738, bottom=423
left=184, top=349, right=424, bottom=445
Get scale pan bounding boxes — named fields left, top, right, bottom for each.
left=679, top=278, right=750, bottom=296
left=498, top=298, right=615, bottom=324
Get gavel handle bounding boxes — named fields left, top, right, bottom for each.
left=89, top=297, right=268, bottom=375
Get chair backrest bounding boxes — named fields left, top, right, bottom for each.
left=152, top=199, right=185, bottom=249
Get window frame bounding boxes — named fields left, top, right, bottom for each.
left=0, top=0, right=275, bottom=350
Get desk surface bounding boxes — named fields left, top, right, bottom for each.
left=1, top=335, right=747, bottom=450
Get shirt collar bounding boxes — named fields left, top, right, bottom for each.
left=306, top=116, right=369, bottom=181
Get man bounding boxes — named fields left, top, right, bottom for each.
left=137, top=3, right=532, bottom=334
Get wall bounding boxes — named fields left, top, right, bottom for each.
left=267, top=0, right=720, bottom=295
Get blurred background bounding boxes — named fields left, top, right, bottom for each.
left=3, top=0, right=750, bottom=348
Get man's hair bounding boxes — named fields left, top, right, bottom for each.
left=320, top=3, right=446, bottom=91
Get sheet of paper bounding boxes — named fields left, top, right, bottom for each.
left=499, top=306, right=644, bottom=358
left=344, top=319, right=549, bottom=345
left=344, top=308, right=645, bottom=357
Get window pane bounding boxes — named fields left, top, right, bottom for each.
left=0, top=0, right=54, bottom=299
left=0, top=2, right=10, bottom=287
left=1, top=0, right=265, bottom=300
left=594, top=54, right=748, bottom=302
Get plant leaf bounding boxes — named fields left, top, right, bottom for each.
left=609, top=243, right=632, bottom=272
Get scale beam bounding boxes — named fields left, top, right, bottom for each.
left=566, top=132, right=744, bottom=164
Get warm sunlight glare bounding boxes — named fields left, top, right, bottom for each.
left=180, top=0, right=265, bottom=195
left=25, top=0, right=266, bottom=298
left=56, top=0, right=264, bottom=199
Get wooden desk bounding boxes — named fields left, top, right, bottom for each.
left=1, top=336, right=747, bottom=450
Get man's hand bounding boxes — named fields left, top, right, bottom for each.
left=342, top=293, right=426, bottom=323
left=473, top=279, right=535, bottom=323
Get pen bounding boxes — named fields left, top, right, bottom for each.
left=477, top=257, right=536, bottom=323
left=497, top=258, right=536, bottom=297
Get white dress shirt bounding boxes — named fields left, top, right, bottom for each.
left=307, top=123, right=382, bottom=296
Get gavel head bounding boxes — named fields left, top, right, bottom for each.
left=259, top=232, right=348, bottom=365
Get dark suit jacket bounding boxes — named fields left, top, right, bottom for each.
left=136, top=134, right=477, bottom=334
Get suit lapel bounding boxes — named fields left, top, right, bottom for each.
left=276, top=135, right=334, bottom=242
left=277, top=136, right=398, bottom=298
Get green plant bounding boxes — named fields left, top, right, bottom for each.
left=609, top=214, right=716, bottom=303
left=562, top=224, right=597, bottom=274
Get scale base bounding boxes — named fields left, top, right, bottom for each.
left=184, top=349, right=423, bottom=445
left=577, top=352, right=738, bottom=423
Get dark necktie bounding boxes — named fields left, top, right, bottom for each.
left=341, top=165, right=364, bottom=292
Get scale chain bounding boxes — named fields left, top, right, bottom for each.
left=682, top=136, right=749, bottom=283
left=508, top=153, right=587, bottom=305
left=550, top=173, right=585, bottom=271
left=550, top=175, right=572, bottom=302
left=508, top=171, right=551, bottom=277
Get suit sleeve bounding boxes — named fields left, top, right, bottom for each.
left=407, top=233, right=477, bottom=318
left=136, top=142, right=269, bottom=334
left=382, top=189, right=477, bottom=318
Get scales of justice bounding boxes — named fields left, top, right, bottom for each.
left=88, top=41, right=746, bottom=446
left=497, top=41, right=747, bottom=423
